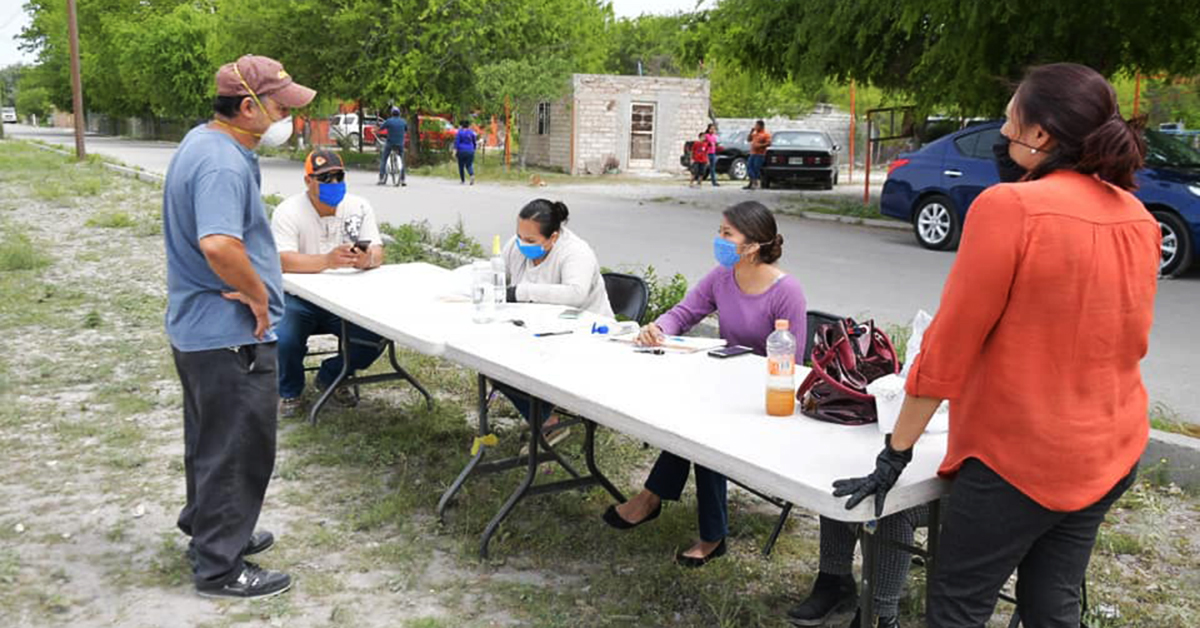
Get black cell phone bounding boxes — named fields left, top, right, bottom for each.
left=707, top=345, right=754, bottom=358
left=353, top=239, right=371, bottom=253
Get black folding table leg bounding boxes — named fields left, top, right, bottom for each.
left=438, top=374, right=491, bottom=520
left=480, top=397, right=545, bottom=559
left=582, top=420, right=625, bottom=503
left=386, top=341, right=433, bottom=409
left=926, top=498, right=941, bottom=620
left=309, top=319, right=353, bottom=426
left=762, top=503, right=793, bottom=557
left=858, top=523, right=878, bottom=626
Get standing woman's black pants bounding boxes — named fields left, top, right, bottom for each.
left=927, top=458, right=1136, bottom=628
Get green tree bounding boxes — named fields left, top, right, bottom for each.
left=115, top=3, right=219, bottom=120
left=708, top=0, right=1200, bottom=115
left=0, top=64, right=24, bottom=107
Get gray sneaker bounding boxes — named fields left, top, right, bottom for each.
left=278, top=396, right=305, bottom=419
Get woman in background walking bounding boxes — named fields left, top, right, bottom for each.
left=455, top=120, right=478, bottom=185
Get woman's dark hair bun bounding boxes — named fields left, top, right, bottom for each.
left=552, top=200, right=570, bottom=223
left=760, top=233, right=783, bottom=264
left=1077, top=115, right=1146, bottom=191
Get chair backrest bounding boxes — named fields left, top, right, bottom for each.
left=804, top=310, right=844, bottom=365
left=602, top=272, right=650, bottom=324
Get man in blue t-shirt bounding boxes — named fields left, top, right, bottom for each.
left=376, top=107, right=408, bottom=186
left=162, top=54, right=314, bottom=600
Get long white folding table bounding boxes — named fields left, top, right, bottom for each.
left=284, top=263, right=952, bottom=624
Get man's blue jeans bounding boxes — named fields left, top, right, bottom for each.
left=748, top=154, right=765, bottom=181
left=379, top=143, right=405, bottom=182
left=276, top=294, right=385, bottom=399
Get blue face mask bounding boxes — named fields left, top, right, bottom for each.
left=517, top=241, right=547, bottom=260
left=317, top=182, right=346, bottom=207
left=713, top=236, right=741, bottom=268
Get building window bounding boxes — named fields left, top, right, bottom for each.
left=537, top=102, right=551, bottom=135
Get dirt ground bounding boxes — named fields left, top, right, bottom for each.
left=0, top=141, right=1197, bottom=628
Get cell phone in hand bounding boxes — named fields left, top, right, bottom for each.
left=353, top=239, right=371, bottom=253
left=707, top=345, right=754, bottom=359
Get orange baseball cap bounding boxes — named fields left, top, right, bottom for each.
left=215, top=55, right=315, bottom=109
left=304, top=149, right=344, bottom=175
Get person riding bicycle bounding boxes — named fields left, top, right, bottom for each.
left=376, top=107, right=407, bottom=186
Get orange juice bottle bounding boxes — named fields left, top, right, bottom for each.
left=766, top=319, right=796, bottom=416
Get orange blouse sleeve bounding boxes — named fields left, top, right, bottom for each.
left=906, top=185, right=1027, bottom=399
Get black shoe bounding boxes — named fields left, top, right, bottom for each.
left=847, top=609, right=899, bottom=628
left=602, top=502, right=661, bottom=530
left=786, top=572, right=858, bottom=626
left=196, top=561, right=292, bottom=599
left=377, top=180, right=386, bottom=186
left=675, top=538, right=726, bottom=568
left=187, top=530, right=275, bottom=570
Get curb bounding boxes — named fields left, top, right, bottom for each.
left=22, top=139, right=166, bottom=186
left=782, top=209, right=910, bottom=231
left=1143, top=429, right=1200, bottom=490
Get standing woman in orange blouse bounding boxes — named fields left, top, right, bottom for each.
left=832, top=63, right=1161, bottom=627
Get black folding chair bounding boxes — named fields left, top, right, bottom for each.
left=602, top=272, right=649, bottom=324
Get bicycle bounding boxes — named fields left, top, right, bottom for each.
left=386, top=148, right=403, bottom=187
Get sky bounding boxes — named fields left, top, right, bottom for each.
left=0, top=0, right=715, bottom=70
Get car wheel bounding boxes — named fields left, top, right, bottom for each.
left=729, top=158, right=748, bottom=180
left=1154, top=209, right=1193, bottom=277
left=913, top=195, right=961, bottom=251
left=761, top=176, right=772, bottom=189
left=347, top=132, right=361, bottom=147
left=822, top=174, right=835, bottom=190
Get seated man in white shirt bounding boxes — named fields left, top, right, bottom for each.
left=271, top=150, right=385, bottom=417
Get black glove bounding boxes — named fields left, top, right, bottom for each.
left=505, top=286, right=518, bottom=303
left=832, top=434, right=913, bottom=518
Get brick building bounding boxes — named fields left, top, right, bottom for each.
left=521, top=74, right=711, bottom=175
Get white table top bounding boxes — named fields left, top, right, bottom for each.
left=284, top=263, right=950, bottom=522
left=283, top=263, right=469, bottom=356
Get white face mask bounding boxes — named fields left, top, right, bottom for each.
left=258, top=115, right=293, bottom=148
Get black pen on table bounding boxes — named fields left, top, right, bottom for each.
left=533, top=330, right=574, bottom=338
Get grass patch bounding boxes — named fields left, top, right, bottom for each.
left=0, top=230, right=50, bottom=271
left=780, top=197, right=884, bottom=221
left=1150, top=402, right=1200, bottom=438
left=85, top=211, right=136, bottom=229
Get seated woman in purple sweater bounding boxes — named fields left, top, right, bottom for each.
left=602, top=200, right=807, bottom=567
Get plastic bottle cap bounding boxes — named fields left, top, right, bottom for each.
left=492, top=234, right=502, bottom=255
left=774, top=319, right=789, bottom=330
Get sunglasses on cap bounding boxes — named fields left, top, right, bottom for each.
left=313, top=171, right=345, bottom=183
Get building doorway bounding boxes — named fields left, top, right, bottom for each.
left=629, top=102, right=656, bottom=169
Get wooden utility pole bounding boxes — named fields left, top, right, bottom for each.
left=504, top=95, right=512, bottom=170
left=66, top=0, right=86, bottom=160
left=848, top=81, right=856, bottom=184
left=1133, top=73, right=1142, bottom=117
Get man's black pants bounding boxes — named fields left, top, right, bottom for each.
left=172, top=343, right=278, bottom=587
left=927, top=458, right=1136, bottom=628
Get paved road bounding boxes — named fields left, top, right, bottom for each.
left=11, top=125, right=1199, bottom=423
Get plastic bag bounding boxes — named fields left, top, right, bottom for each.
left=899, top=309, right=933, bottom=378
left=875, top=310, right=950, bottom=434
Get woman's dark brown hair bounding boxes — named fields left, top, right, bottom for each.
left=723, top=201, right=783, bottom=264
left=1013, top=63, right=1146, bottom=190
left=519, top=198, right=569, bottom=238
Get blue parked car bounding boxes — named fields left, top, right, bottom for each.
left=880, top=120, right=1200, bottom=277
